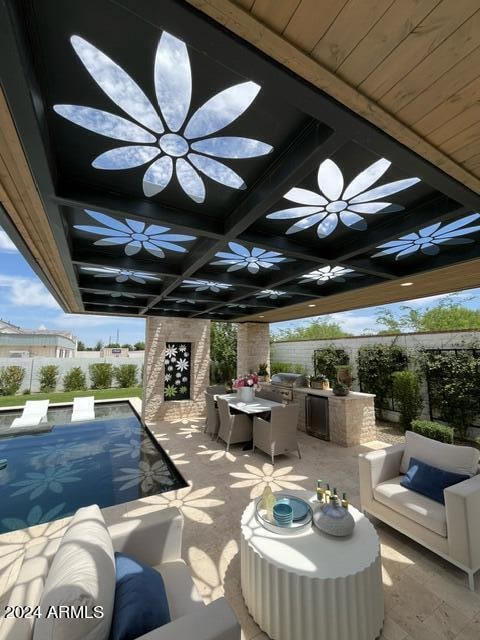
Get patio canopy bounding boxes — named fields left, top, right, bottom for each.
left=1, top=0, right=479, bottom=323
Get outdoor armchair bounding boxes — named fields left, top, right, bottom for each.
left=204, top=391, right=220, bottom=439
left=253, top=404, right=300, bottom=464
left=217, top=397, right=252, bottom=451
left=359, top=439, right=480, bottom=590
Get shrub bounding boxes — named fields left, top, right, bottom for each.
left=89, top=363, right=114, bottom=389
left=63, top=367, right=87, bottom=392
left=358, top=344, right=408, bottom=410
left=114, top=364, right=138, bottom=388
left=411, top=419, right=454, bottom=444
left=270, top=362, right=306, bottom=375
left=39, top=365, right=59, bottom=392
left=392, top=370, right=423, bottom=431
left=418, top=348, right=480, bottom=440
left=312, top=347, right=349, bottom=383
left=0, top=366, right=25, bottom=396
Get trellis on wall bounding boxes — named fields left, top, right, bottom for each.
left=164, top=342, right=191, bottom=401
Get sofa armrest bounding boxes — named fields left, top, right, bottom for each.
left=358, top=443, right=405, bottom=510
left=445, top=474, right=480, bottom=571
left=108, top=507, right=183, bottom=566
left=137, top=597, right=240, bottom=640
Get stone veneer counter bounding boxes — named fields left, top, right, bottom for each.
left=292, top=387, right=376, bottom=447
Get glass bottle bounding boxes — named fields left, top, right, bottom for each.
left=325, top=483, right=331, bottom=503
left=261, top=485, right=276, bottom=521
left=341, top=492, right=349, bottom=510
left=316, top=480, right=325, bottom=503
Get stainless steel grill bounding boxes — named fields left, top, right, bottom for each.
left=269, top=372, right=308, bottom=402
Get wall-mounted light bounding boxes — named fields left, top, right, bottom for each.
left=308, top=304, right=316, bottom=307
left=400, top=282, right=414, bottom=287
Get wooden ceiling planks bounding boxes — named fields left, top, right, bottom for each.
left=0, top=90, right=81, bottom=312
left=218, top=0, right=480, bottom=187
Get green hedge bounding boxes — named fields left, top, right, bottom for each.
left=312, top=346, right=349, bottom=383
left=411, top=419, right=454, bottom=444
left=270, top=362, right=306, bottom=375
left=114, top=364, right=138, bottom=388
left=63, top=367, right=87, bottom=392
left=358, top=344, right=408, bottom=410
left=39, top=365, right=59, bottom=393
left=0, top=365, right=25, bottom=396
left=89, top=363, right=114, bottom=389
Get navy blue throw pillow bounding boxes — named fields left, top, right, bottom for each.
left=400, top=457, right=469, bottom=505
left=109, top=552, right=171, bottom=640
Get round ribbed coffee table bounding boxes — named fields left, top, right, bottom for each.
left=240, top=492, right=383, bottom=640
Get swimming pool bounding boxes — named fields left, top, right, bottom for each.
left=0, top=403, right=186, bottom=534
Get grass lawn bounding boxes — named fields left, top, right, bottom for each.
left=0, top=387, right=142, bottom=408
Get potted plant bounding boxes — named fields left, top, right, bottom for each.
left=332, top=381, right=349, bottom=397
left=257, top=363, right=269, bottom=382
left=310, top=374, right=329, bottom=390
left=233, top=373, right=259, bottom=402
left=336, top=365, right=353, bottom=388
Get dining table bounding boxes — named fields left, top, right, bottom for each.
left=215, top=393, right=284, bottom=450
left=215, top=393, right=284, bottom=415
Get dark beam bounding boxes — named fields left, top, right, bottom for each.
left=53, top=187, right=223, bottom=239
left=140, top=123, right=344, bottom=313
left=81, top=292, right=147, bottom=307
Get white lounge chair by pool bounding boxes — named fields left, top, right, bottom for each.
left=10, top=400, right=49, bottom=428
left=71, top=396, right=95, bottom=422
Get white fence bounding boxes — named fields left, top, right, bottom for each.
left=0, top=356, right=145, bottom=393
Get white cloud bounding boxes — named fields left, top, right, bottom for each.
left=0, top=275, right=59, bottom=309
left=328, top=311, right=378, bottom=335
left=0, top=229, right=18, bottom=253
left=52, top=313, right=145, bottom=329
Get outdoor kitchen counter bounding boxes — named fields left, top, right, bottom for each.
left=292, top=387, right=376, bottom=447
left=295, top=387, right=375, bottom=399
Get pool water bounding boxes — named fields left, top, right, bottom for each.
left=0, top=405, right=186, bottom=534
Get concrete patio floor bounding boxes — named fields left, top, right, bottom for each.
left=0, top=418, right=479, bottom=640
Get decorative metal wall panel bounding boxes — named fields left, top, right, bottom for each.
left=164, top=342, right=191, bottom=401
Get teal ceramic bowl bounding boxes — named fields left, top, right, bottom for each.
left=273, top=502, right=293, bottom=525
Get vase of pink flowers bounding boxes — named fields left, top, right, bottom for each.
left=233, top=373, right=259, bottom=402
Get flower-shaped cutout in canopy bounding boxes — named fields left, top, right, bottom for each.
left=54, top=33, right=273, bottom=203
left=372, top=214, right=480, bottom=260
left=181, top=279, right=232, bottom=293
left=211, top=242, right=288, bottom=274
left=267, top=158, right=420, bottom=238
left=81, top=266, right=161, bottom=284
left=74, top=210, right=196, bottom=258
left=256, top=289, right=288, bottom=300
left=300, top=266, right=354, bottom=285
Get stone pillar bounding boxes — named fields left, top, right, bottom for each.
left=236, top=322, right=270, bottom=377
left=143, top=316, right=210, bottom=424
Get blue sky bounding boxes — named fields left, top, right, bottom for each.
left=0, top=226, right=478, bottom=346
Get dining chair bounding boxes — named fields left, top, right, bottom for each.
left=253, top=404, right=301, bottom=464
left=217, top=398, right=253, bottom=452
left=204, top=391, right=220, bottom=439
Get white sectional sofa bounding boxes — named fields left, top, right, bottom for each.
left=0, top=505, right=240, bottom=640
left=359, top=431, right=480, bottom=590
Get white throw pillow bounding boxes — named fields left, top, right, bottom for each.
left=400, top=430, right=479, bottom=477
left=33, top=504, right=115, bottom=640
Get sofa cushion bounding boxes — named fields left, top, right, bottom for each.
left=157, top=560, right=205, bottom=620
left=33, top=504, right=115, bottom=640
left=400, top=430, right=479, bottom=476
left=401, top=457, right=469, bottom=505
left=110, top=552, right=170, bottom=640
left=374, top=475, right=447, bottom=537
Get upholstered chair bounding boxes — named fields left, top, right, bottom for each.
left=217, top=398, right=253, bottom=451
left=253, top=404, right=300, bottom=464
